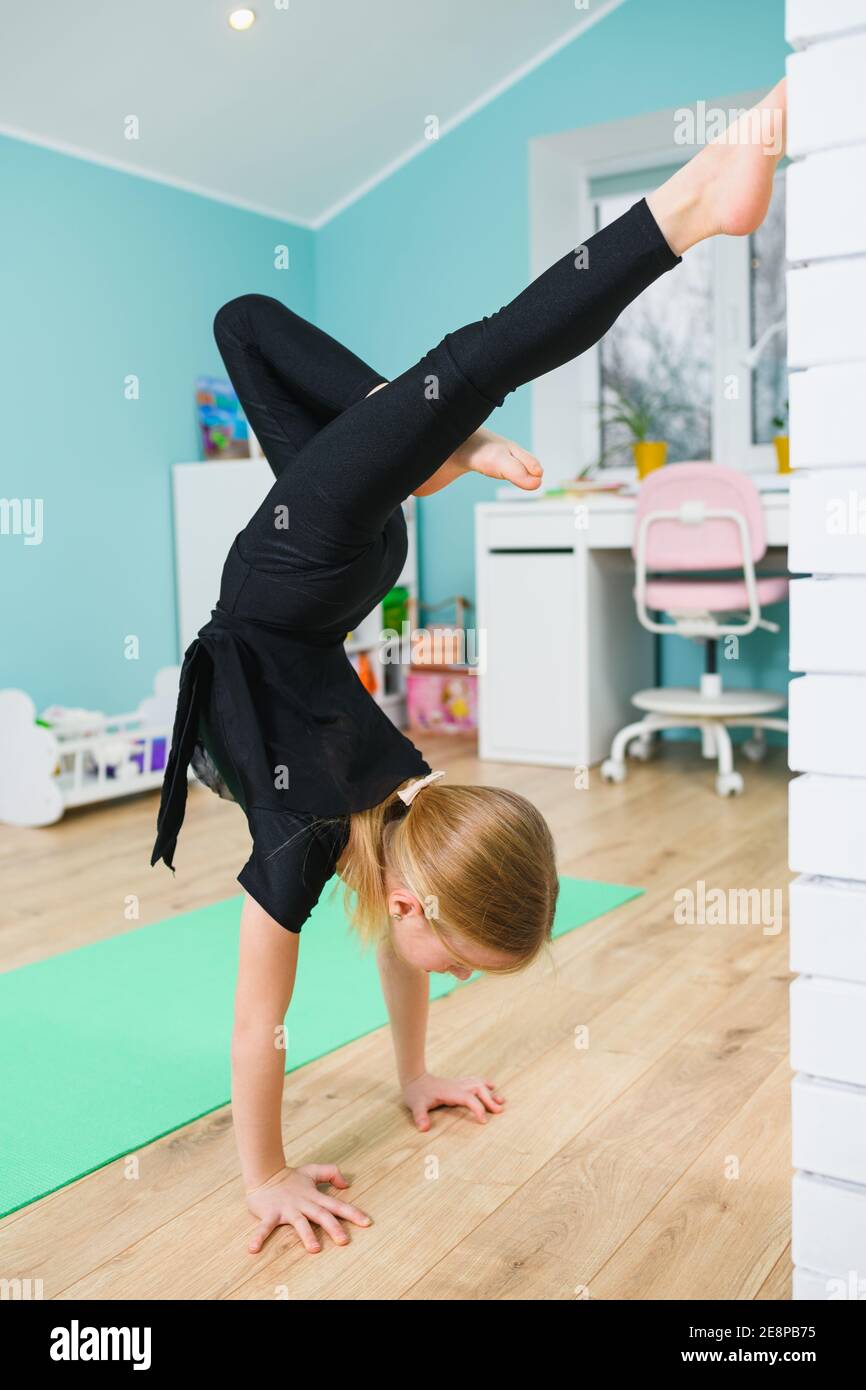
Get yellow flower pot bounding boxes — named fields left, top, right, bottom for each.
left=773, top=434, right=791, bottom=474
left=632, top=440, right=667, bottom=479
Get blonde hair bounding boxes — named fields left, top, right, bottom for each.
left=336, top=779, right=558, bottom=973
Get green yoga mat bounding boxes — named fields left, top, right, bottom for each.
left=0, top=876, right=641, bottom=1218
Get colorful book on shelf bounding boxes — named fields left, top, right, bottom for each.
left=195, top=376, right=251, bottom=460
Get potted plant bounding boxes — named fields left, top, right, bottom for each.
left=598, top=385, right=668, bottom=479
left=772, top=400, right=789, bottom=474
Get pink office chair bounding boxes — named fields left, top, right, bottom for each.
left=600, top=463, right=789, bottom=796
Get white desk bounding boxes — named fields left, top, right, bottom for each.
left=475, top=486, right=790, bottom=769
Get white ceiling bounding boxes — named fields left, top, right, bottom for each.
left=0, top=0, right=621, bottom=226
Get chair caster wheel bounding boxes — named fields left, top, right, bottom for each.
left=715, top=771, right=744, bottom=797
left=742, top=736, right=767, bottom=763
left=630, top=737, right=654, bottom=762
left=601, top=758, right=626, bottom=784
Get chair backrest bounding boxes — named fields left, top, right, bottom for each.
left=632, top=462, right=767, bottom=570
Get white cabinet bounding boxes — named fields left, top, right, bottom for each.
left=474, top=501, right=656, bottom=768
left=478, top=549, right=580, bottom=765
left=173, top=459, right=273, bottom=652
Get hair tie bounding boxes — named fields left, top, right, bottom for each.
left=397, top=770, right=446, bottom=806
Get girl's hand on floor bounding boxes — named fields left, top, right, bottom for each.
left=246, top=1164, right=371, bottom=1255
left=402, top=1072, right=506, bottom=1131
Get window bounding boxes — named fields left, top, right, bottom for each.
left=596, top=186, right=714, bottom=466
left=592, top=167, right=787, bottom=472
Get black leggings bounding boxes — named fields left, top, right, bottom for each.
left=214, top=197, right=679, bottom=576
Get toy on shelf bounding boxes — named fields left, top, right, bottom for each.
left=350, top=650, right=379, bottom=695
left=195, top=376, right=250, bottom=459
left=0, top=668, right=182, bottom=828
left=195, top=377, right=263, bottom=461
left=408, top=595, right=470, bottom=668
left=382, top=585, right=409, bottom=636
left=406, top=595, right=478, bottom=735
left=407, top=668, right=478, bottom=734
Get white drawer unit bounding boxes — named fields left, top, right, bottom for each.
left=788, top=468, right=866, bottom=573
left=792, top=1171, right=866, bottom=1274
left=787, top=261, right=866, bottom=369
left=793, top=1074, right=866, bottom=1186
left=790, top=774, right=866, bottom=881
left=787, top=146, right=866, bottom=262
left=790, top=577, right=866, bottom=673
left=474, top=501, right=656, bottom=768
left=477, top=549, right=581, bottom=766
left=787, top=33, right=866, bottom=156
left=791, top=875, right=866, bottom=982
left=789, top=675, right=866, bottom=775
left=791, top=975, right=866, bottom=1086
left=789, top=364, right=866, bottom=469
left=787, top=0, right=866, bottom=48
left=482, top=506, right=581, bottom=552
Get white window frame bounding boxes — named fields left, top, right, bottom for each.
left=529, top=90, right=777, bottom=486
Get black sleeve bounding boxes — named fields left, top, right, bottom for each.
left=237, top=806, right=349, bottom=932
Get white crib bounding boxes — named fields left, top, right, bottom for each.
left=0, top=667, right=181, bottom=827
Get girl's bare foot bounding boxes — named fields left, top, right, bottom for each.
left=454, top=426, right=543, bottom=491
left=647, top=78, right=787, bottom=256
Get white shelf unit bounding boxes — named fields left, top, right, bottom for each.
left=341, top=543, right=417, bottom=726
left=786, top=0, right=866, bottom=1301
left=171, top=460, right=418, bottom=727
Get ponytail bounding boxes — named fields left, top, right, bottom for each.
left=336, top=780, right=413, bottom=947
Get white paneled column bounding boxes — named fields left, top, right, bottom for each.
left=787, top=0, right=866, bottom=1302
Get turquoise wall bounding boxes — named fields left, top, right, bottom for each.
left=0, top=135, right=314, bottom=713
left=3, top=0, right=788, bottom=715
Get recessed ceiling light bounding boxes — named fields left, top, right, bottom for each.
left=228, top=9, right=256, bottom=30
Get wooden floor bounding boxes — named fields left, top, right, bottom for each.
left=0, top=736, right=793, bottom=1300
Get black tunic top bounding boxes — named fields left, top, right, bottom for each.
left=152, top=507, right=431, bottom=930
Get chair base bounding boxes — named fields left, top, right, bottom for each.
left=600, top=679, right=788, bottom=797
left=631, top=686, right=786, bottom=718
